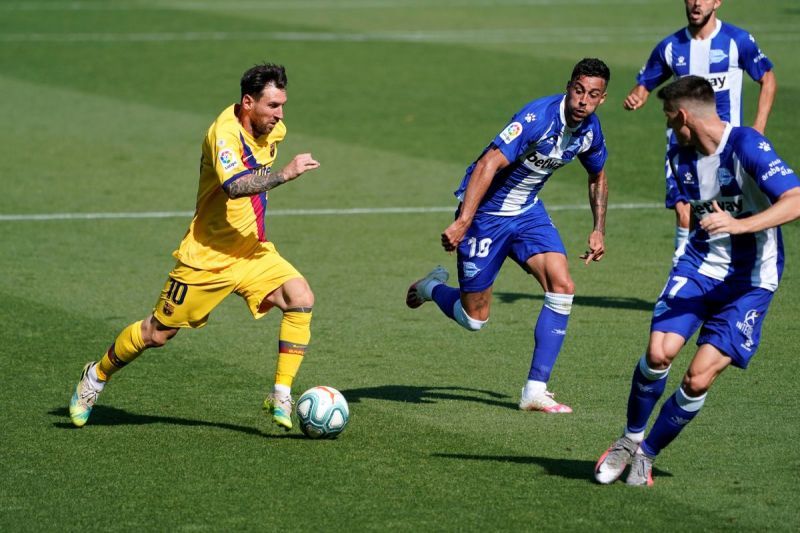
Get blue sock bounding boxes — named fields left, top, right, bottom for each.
left=527, top=293, right=572, bottom=382
left=431, top=284, right=460, bottom=320
left=641, top=388, right=706, bottom=456
left=626, top=356, right=669, bottom=433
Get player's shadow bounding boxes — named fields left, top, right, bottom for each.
left=432, top=453, right=673, bottom=481
left=340, top=385, right=515, bottom=410
left=48, top=406, right=305, bottom=439
left=494, top=292, right=653, bottom=311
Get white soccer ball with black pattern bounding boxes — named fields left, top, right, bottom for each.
left=296, top=386, right=350, bottom=439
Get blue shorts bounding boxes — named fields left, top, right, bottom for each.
left=650, top=268, right=775, bottom=369
left=456, top=201, right=566, bottom=293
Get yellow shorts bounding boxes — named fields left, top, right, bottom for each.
left=152, top=243, right=302, bottom=328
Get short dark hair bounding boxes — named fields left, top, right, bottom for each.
left=571, top=58, right=611, bottom=83
left=657, top=75, right=715, bottom=108
left=240, top=63, right=287, bottom=100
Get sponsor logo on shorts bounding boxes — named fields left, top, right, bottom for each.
left=737, top=309, right=759, bottom=351
left=653, top=300, right=670, bottom=317
left=499, top=122, right=523, bottom=144
left=219, top=148, right=238, bottom=171
left=462, top=262, right=480, bottom=279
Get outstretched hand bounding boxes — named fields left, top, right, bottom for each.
left=579, top=230, right=605, bottom=265
left=623, top=86, right=649, bottom=111
left=281, top=153, right=320, bottom=181
left=700, top=200, right=742, bottom=235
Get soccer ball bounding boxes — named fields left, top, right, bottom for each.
left=296, top=386, right=350, bottom=439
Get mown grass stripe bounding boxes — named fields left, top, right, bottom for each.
left=0, top=203, right=661, bottom=222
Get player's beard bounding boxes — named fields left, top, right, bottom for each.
left=685, top=6, right=713, bottom=29
left=252, top=120, right=274, bottom=139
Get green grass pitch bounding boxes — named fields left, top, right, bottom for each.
left=1, top=0, right=799, bottom=530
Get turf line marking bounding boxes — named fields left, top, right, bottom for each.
left=0, top=203, right=661, bottom=222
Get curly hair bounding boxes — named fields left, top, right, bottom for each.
left=571, top=58, right=611, bottom=83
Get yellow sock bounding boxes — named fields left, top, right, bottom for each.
left=96, top=320, right=147, bottom=381
left=275, top=310, right=311, bottom=389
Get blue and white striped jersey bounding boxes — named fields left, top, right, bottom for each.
left=638, top=20, right=772, bottom=126
left=455, top=94, right=606, bottom=216
left=669, top=125, right=799, bottom=291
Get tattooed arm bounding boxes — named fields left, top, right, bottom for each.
left=589, top=168, right=608, bottom=234
left=227, top=170, right=288, bottom=199
left=225, top=153, right=320, bottom=199
left=581, top=168, right=608, bottom=264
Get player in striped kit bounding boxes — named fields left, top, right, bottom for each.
left=595, top=76, right=800, bottom=486
left=624, top=0, right=776, bottom=263
left=407, top=58, right=610, bottom=413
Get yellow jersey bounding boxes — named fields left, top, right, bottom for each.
left=174, top=104, right=286, bottom=270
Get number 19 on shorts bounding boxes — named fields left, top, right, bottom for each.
left=467, top=237, right=492, bottom=258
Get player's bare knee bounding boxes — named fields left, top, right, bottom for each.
left=681, top=372, right=711, bottom=396
left=454, top=301, right=488, bottom=331
left=151, top=329, right=178, bottom=348
left=645, top=349, right=672, bottom=371
left=285, top=279, right=314, bottom=309
left=551, top=279, right=575, bottom=295
left=646, top=337, right=681, bottom=370
left=142, top=317, right=178, bottom=348
left=287, top=289, right=314, bottom=309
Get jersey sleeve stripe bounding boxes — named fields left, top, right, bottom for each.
left=221, top=169, right=252, bottom=192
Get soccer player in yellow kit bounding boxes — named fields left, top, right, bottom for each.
left=69, top=63, right=320, bottom=431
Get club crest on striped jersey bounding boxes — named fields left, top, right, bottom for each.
left=709, top=49, right=728, bottom=64
left=716, top=167, right=734, bottom=186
